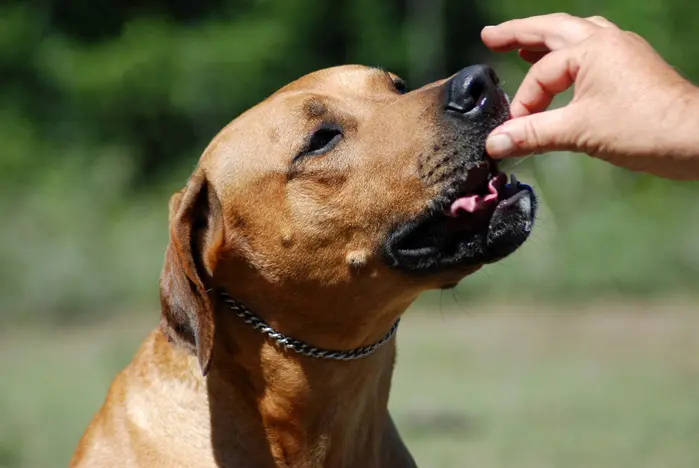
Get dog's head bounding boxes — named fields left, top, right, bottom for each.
left=159, top=65, right=536, bottom=373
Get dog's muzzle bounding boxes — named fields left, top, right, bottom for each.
left=382, top=65, right=536, bottom=275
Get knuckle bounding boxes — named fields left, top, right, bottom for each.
left=558, top=14, right=598, bottom=41
left=588, top=15, right=608, bottom=24
left=551, top=12, right=572, bottom=22
left=623, top=31, right=646, bottom=43
left=522, top=118, right=544, bottom=151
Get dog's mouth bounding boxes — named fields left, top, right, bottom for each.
left=383, top=162, right=536, bottom=274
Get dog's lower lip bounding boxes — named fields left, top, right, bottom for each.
left=391, top=176, right=529, bottom=255
left=383, top=169, right=535, bottom=273
left=398, top=246, right=438, bottom=257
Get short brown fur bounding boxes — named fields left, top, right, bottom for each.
left=71, top=65, right=491, bottom=468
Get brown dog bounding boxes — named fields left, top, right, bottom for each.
left=71, top=64, right=535, bottom=468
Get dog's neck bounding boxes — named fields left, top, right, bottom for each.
left=204, top=302, right=410, bottom=468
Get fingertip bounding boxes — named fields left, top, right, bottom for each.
left=486, top=133, right=516, bottom=158
left=481, top=25, right=495, bottom=41
left=481, top=24, right=508, bottom=49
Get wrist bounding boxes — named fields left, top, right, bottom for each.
left=626, top=81, right=699, bottom=180
left=671, top=84, right=699, bottom=160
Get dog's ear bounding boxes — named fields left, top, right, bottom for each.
left=159, top=170, right=224, bottom=376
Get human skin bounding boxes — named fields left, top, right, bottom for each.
left=482, top=13, right=699, bottom=181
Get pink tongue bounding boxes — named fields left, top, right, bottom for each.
left=450, top=173, right=506, bottom=217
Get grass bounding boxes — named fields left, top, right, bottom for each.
left=392, top=300, right=699, bottom=468
left=2, top=300, right=699, bottom=468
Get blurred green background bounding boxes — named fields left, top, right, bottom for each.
left=1, top=1, right=698, bottom=467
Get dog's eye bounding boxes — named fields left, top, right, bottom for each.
left=301, top=125, right=344, bottom=158
left=393, top=78, right=407, bottom=94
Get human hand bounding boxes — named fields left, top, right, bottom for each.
left=482, top=13, right=699, bottom=180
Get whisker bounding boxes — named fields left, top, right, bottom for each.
left=451, top=288, right=470, bottom=316
left=439, top=289, right=446, bottom=320
left=498, top=155, right=534, bottom=172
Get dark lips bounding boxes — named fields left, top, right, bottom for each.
left=483, top=175, right=535, bottom=261
left=383, top=172, right=536, bottom=273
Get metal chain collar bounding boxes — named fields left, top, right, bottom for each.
left=220, top=292, right=400, bottom=361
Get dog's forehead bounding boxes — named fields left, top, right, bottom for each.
left=278, top=65, right=398, bottom=95
left=198, top=65, right=403, bottom=199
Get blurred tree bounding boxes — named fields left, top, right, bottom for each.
left=1, top=0, right=697, bottom=323
left=1, top=0, right=489, bottom=188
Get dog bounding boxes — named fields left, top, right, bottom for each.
left=70, top=64, right=536, bottom=468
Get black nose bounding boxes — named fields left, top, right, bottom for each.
left=446, top=65, right=502, bottom=115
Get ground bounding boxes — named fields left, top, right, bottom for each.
left=2, top=299, right=698, bottom=468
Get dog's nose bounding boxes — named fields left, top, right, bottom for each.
left=445, top=65, right=502, bottom=115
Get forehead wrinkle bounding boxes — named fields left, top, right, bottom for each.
left=296, top=96, right=361, bottom=134
left=268, top=87, right=387, bottom=142
left=303, top=98, right=328, bottom=119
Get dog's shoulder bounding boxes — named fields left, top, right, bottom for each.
left=71, top=330, right=212, bottom=467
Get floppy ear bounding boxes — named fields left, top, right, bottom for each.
left=159, top=170, right=224, bottom=376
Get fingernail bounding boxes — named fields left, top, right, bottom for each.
left=483, top=25, right=495, bottom=29
left=486, top=133, right=515, bottom=157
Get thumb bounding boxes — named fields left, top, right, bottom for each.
left=486, top=107, right=578, bottom=158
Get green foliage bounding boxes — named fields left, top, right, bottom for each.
left=0, top=0, right=698, bottom=323
left=484, top=0, right=699, bottom=81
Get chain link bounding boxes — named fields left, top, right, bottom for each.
left=220, top=292, right=399, bottom=360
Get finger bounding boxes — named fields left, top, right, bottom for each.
left=518, top=49, right=549, bottom=64
left=585, top=16, right=618, bottom=29
left=486, top=107, right=579, bottom=158
left=482, top=13, right=599, bottom=53
left=509, top=48, right=580, bottom=118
